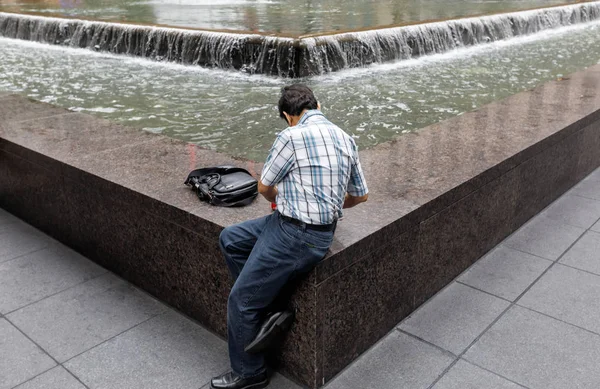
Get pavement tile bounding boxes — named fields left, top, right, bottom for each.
left=8, top=273, right=166, bottom=362
left=0, top=244, right=107, bottom=314
left=0, top=318, right=56, bottom=389
left=0, top=223, right=49, bottom=264
left=400, top=283, right=509, bottom=355
left=432, top=359, right=523, bottom=389
left=560, top=231, right=600, bottom=275
left=64, top=310, right=229, bottom=389
left=458, top=245, right=551, bottom=301
left=265, top=374, right=301, bottom=389
left=0, top=208, right=21, bottom=228
left=14, top=366, right=86, bottom=389
left=518, top=264, right=600, bottom=334
left=0, top=219, right=27, bottom=234
left=323, top=331, right=454, bottom=389
left=584, top=169, right=600, bottom=182
left=504, top=216, right=585, bottom=260
left=464, top=306, right=600, bottom=389
left=569, top=178, right=600, bottom=201
left=591, top=220, right=600, bottom=233
left=539, top=194, right=600, bottom=229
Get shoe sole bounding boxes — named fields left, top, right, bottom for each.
left=210, top=379, right=269, bottom=389
left=244, top=312, right=294, bottom=354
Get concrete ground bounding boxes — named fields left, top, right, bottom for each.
left=1, top=168, right=600, bottom=389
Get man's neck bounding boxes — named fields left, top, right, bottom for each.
left=290, top=109, right=310, bottom=127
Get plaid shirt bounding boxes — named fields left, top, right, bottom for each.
left=260, top=110, right=368, bottom=225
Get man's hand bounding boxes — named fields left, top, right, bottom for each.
left=258, top=181, right=278, bottom=203
left=343, top=193, right=368, bottom=209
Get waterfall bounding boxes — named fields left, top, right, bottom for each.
left=1, top=1, right=600, bottom=77
left=302, top=1, right=600, bottom=74
left=0, top=13, right=298, bottom=77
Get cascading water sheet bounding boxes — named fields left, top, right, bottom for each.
left=0, top=0, right=584, bottom=35
left=1, top=1, right=600, bottom=76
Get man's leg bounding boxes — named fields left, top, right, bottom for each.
left=219, top=214, right=271, bottom=281
left=226, top=213, right=332, bottom=379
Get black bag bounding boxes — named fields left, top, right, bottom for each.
left=184, top=166, right=258, bottom=207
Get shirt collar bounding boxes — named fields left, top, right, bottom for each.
left=298, top=110, right=325, bottom=125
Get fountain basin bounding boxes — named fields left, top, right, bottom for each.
left=2, top=65, right=600, bottom=387
left=2, top=2, right=600, bottom=76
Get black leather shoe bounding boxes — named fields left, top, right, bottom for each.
left=210, top=371, right=268, bottom=389
left=245, top=311, right=295, bottom=354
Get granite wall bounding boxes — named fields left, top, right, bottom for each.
left=1, top=65, right=600, bottom=388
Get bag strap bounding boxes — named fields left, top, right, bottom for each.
left=208, top=193, right=257, bottom=207
left=192, top=181, right=212, bottom=202
left=184, top=166, right=252, bottom=186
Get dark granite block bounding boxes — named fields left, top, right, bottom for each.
left=514, top=130, right=580, bottom=228
left=0, top=113, right=155, bottom=160
left=0, top=138, right=80, bottom=184
left=576, top=121, right=600, bottom=181
left=58, top=177, right=231, bottom=335
left=0, top=150, right=75, bottom=245
left=418, top=167, right=520, bottom=303
left=318, top=228, right=420, bottom=382
left=0, top=95, right=68, bottom=123
left=71, top=135, right=269, bottom=232
left=271, top=273, right=319, bottom=389
left=314, top=197, right=420, bottom=284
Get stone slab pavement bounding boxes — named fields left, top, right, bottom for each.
left=2, top=167, right=600, bottom=389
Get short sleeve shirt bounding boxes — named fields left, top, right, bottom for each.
left=261, top=110, right=368, bottom=225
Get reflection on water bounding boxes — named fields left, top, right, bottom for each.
left=2, top=20, right=600, bottom=161
left=0, top=0, right=582, bottom=35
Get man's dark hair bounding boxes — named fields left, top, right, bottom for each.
left=278, top=84, right=318, bottom=119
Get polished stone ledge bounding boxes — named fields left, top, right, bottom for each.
left=2, top=64, right=600, bottom=388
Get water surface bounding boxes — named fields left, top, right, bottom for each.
left=0, top=0, right=582, bottom=35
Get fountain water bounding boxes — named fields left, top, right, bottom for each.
left=1, top=1, right=600, bottom=76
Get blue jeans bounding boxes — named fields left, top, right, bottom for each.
left=219, top=211, right=334, bottom=378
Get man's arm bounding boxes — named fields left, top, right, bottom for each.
left=343, top=193, right=368, bottom=209
left=258, top=181, right=278, bottom=203
left=260, top=132, right=294, bottom=203
left=344, top=139, right=369, bottom=209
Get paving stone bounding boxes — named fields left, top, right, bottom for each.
left=539, top=195, right=600, bottom=229
left=8, top=273, right=166, bottom=362
left=267, top=374, right=302, bottom=389
left=14, top=366, right=86, bottom=389
left=324, top=331, right=454, bottom=389
left=569, top=178, right=600, bottom=201
left=0, top=318, right=56, bottom=389
left=518, top=264, right=600, bottom=334
left=584, top=169, right=600, bottom=182
left=400, top=283, right=509, bottom=354
left=64, top=310, right=229, bottom=389
left=504, top=216, right=585, bottom=260
left=0, top=219, right=27, bottom=234
left=458, top=245, right=551, bottom=301
left=0, top=244, right=106, bottom=314
left=0, top=223, right=49, bottom=264
left=0, top=208, right=21, bottom=228
left=464, top=306, right=600, bottom=389
left=560, top=231, right=600, bottom=275
left=432, top=359, right=523, bottom=389
left=592, top=220, right=600, bottom=233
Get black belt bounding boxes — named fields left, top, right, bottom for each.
left=280, top=214, right=336, bottom=232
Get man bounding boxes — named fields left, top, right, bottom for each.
left=211, top=84, right=369, bottom=389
